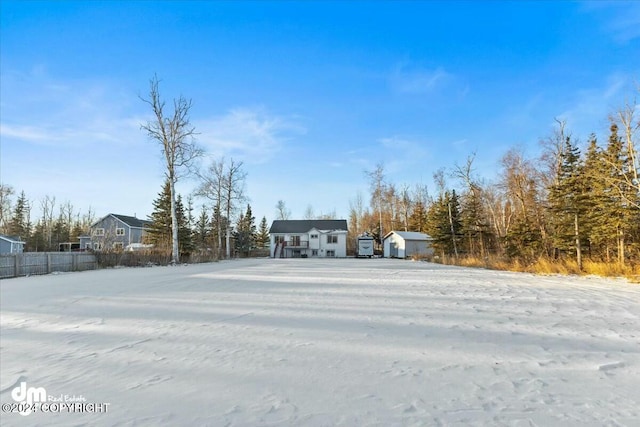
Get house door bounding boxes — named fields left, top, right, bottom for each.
left=390, top=242, right=399, bottom=258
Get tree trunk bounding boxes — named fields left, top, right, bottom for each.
left=448, top=202, right=458, bottom=259
left=170, top=178, right=179, bottom=264
left=618, top=228, right=625, bottom=266
left=574, top=212, right=581, bottom=271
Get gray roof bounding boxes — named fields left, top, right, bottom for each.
left=270, top=220, right=348, bottom=234
left=93, top=214, right=151, bottom=229
left=0, top=234, right=25, bottom=243
left=383, top=231, right=432, bottom=241
left=112, top=214, right=151, bottom=228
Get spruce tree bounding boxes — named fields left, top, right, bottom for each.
left=233, top=204, right=256, bottom=257
left=425, top=190, right=462, bottom=259
left=147, top=181, right=192, bottom=256
left=548, top=136, right=587, bottom=268
left=193, top=205, right=211, bottom=251
left=582, top=134, right=608, bottom=259
left=8, top=190, right=30, bottom=241
left=176, top=195, right=194, bottom=256
left=256, top=216, right=270, bottom=248
left=408, top=200, right=428, bottom=233
left=147, top=181, right=173, bottom=251
left=596, top=123, right=638, bottom=264
left=459, top=185, right=489, bottom=257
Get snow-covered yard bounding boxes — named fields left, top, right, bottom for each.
left=1, top=258, right=639, bottom=426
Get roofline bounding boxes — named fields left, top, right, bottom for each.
left=91, top=213, right=151, bottom=229
left=382, top=231, right=431, bottom=240
left=0, top=235, right=26, bottom=244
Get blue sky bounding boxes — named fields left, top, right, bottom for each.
left=1, top=1, right=639, bottom=225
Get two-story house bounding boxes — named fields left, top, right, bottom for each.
left=90, top=214, right=152, bottom=251
left=269, top=219, right=348, bottom=258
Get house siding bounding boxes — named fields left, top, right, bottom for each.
left=269, top=222, right=348, bottom=258
left=0, top=237, right=24, bottom=254
left=90, top=214, right=149, bottom=251
left=383, top=231, right=433, bottom=258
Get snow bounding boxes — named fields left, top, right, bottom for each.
left=1, top=258, right=639, bottom=426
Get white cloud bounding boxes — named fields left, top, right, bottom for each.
left=196, top=108, right=305, bottom=163
left=581, top=1, right=640, bottom=43
left=558, top=73, right=632, bottom=136
left=390, top=64, right=452, bottom=94
left=0, top=71, right=142, bottom=148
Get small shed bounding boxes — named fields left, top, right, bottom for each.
left=0, top=235, right=25, bottom=254
left=383, top=231, right=433, bottom=258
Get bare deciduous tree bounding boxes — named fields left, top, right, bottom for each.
left=0, top=184, right=14, bottom=233
left=40, top=195, right=56, bottom=249
left=196, top=159, right=226, bottom=257
left=612, top=92, right=640, bottom=207
left=365, top=163, right=386, bottom=240
left=540, top=118, right=570, bottom=188
left=141, top=75, right=202, bottom=264
left=275, top=200, right=291, bottom=220
left=304, top=205, right=315, bottom=220
left=223, top=159, right=247, bottom=258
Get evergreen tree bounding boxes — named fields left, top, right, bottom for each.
left=582, top=134, right=608, bottom=258
left=176, top=194, right=194, bottom=256
left=147, top=181, right=192, bottom=256
left=210, top=205, right=230, bottom=258
left=593, top=124, right=638, bottom=264
left=425, top=190, right=462, bottom=259
left=547, top=136, right=587, bottom=268
left=256, top=216, right=270, bottom=248
left=147, top=181, right=172, bottom=251
left=193, top=205, right=211, bottom=251
left=29, top=220, right=48, bottom=252
left=8, top=190, right=30, bottom=241
left=408, top=200, right=428, bottom=233
left=233, top=204, right=256, bottom=257
left=459, top=184, right=490, bottom=257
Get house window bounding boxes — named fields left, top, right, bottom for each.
left=310, top=234, right=318, bottom=239
left=275, top=236, right=285, bottom=244
left=113, top=242, right=124, bottom=251
left=326, top=250, right=335, bottom=257
left=93, top=242, right=103, bottom=250
left=327, top=235, right=338, bottom=244
left=116, top=227, right=125, bottom=236
left=312, top=249, right=318, bottom=256
left=94, top=228, right=105, bottom=236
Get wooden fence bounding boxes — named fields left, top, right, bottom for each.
left=0, top=252, right=98, bottom=279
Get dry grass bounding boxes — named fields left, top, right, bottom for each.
left=430, top=255, right=640, bottom=283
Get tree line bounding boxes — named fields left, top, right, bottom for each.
left=0, top=188, right=96, bottom=252
left=145, top=178, right=270, bottom=259
left=3, top=78, right=638, bottom=271
left=349, top=96, right=639, bottom=269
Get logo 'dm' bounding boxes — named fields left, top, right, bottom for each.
left=11, top=382, right=47, bottom=416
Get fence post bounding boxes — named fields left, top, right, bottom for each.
left=47, top=253, right=52, bottom=274
left=72, top=253, right=78, bottom=271
left=14, top=254, right=20, bottom=277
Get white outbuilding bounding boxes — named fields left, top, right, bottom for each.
left=382, top=231, right=433, bottom=258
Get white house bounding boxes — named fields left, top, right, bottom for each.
left=269, top=220, right=348, bottom=258
left=383, top=231, right=433, bottom=258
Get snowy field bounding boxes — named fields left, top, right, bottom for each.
left=1, top=258, right=639, bottom=427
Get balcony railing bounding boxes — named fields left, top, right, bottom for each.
left=282, top=240, right=309, bottom=248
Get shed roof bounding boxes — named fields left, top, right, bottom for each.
left=270, top=220, right=348, bottom=234
left=0, top=234, right=25, bottom=244
left=383, top=231, right=432, bottom=241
